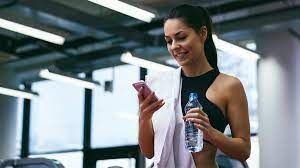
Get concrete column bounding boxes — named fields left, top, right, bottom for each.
left=257, top=31, right=300, bottom=168
left=0, top=68, right=18, bottom=159
left=296, top=36, right=300, bottom=168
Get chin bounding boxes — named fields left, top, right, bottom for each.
left=176, top=59, right=190, bottom=67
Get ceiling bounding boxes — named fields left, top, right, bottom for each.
left=0, top=0, right=299, bottom=83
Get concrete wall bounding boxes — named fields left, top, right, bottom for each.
left=257, top=31, right=299, bottom=168
left=297, top=37, right=300, bottom=168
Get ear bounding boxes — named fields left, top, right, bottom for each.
left=198, top=26, right=208, bottom=42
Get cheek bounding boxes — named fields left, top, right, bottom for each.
left=180, top=40, right=193, bottom=51
left=167, top=45, right=172, bottom=54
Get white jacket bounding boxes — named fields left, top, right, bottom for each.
left=146, top=68, right=196, bottom=168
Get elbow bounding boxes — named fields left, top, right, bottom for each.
left=139, top=144, right=154, bottom=159
left=140, top=146, right=154, bottom=159
left=144, top=152, right=154, bottom=159
left=239, top=149, right=250, bottom=162
left=239, top=144, right=251, bottom=162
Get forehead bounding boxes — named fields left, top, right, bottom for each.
left=164, top=19, right=192, bottom=36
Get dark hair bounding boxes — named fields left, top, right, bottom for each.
left=164, top=4, right=218, bottom=70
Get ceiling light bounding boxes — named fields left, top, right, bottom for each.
left=88, top=0, right=155, bottom=23
left=0, top=85, right=38, bottom=99
left=39, top=69, right=100, bottom=89
left=0, top=18, right=65, bottom=45
left=121, top=52, right=175, bottom=72
left=212, top=35, right=260, bottom=60
left=245, top=42, right=257, bottom=51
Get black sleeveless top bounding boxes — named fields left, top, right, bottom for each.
left=181, top=69, right=228, bottom=133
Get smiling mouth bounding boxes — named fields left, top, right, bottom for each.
left=174, top=52, right=188, bottom=60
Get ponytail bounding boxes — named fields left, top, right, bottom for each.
left=204, top=35, right=218, bottom=70
left=200, top=6, right=218, bottom=71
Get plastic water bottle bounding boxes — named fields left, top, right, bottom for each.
left=184, top=93, right=203, bottom=153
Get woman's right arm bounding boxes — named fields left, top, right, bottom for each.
left=138, top=88, right=165, bottom=159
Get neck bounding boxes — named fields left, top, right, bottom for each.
left=181, top=58, right=213, bottom=77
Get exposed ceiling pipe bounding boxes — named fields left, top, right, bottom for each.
left=288, top=28, right=300, bottom=41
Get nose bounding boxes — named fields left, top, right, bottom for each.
left=171, top=41, right=180, bottom=50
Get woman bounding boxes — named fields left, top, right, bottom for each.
left=138, top=4, right=250, bottom=168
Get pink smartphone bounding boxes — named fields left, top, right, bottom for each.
left=132, top=80, right=158, bottom=102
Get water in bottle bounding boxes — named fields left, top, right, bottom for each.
left=184, top=92, right=204, bottom=153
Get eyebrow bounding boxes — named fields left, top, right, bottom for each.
left=164, top=31, right=184, bottom=38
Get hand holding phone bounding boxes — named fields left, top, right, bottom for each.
left=133, top=80, right=165, bottom=121
left=132, top=80, right=158, bottom=103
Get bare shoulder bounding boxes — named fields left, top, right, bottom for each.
left=217, top=73, right=245, bottom=98
left=220, top=73, right=242, bottom=86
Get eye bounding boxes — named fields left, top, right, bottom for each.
left=165, top=39, right=172, bottom=45
left=177, top=36, right=186, bottom=41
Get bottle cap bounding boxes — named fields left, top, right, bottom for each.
left=189, top=92, right=198, bottom=100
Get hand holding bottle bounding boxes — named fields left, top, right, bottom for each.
left=183, top=107, right=216, bottom=144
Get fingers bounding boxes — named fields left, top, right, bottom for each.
left=137, top=86, right=164, bottom=120
left=187, top=108, right=207, bottom=116
left=140, top=91, right=157, bottom=110
left=193, top=123, right=206, bottom=131
left=183, top=108, right=216, bottom=143
left=184, top=113, right=209, bottom=123
left=187, top=118, right=209, bottom=128
left=139, top=99, right=165, bottom=120
left=137, top=87, right=144, bottom=102
left=182, top=107, right=211, bottom=131
left=183, top=108, right=208, bottom=122
left=142, top=99, right=165, bottom=115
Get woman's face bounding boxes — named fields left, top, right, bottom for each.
left=164, top=18, right=206, bottom=67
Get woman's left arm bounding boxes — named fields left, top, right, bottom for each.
left=211, top=77, right=251, bottom=161
left=184, top=77, right=251, bottom=161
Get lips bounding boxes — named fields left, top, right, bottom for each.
left=173, top=51, right=188, bottom=61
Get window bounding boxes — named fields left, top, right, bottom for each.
left=217, top=50, right=259, bottom=134
left=92, top=65, right=139, bottom=148
left=30, top=80, right=84, bottom=153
